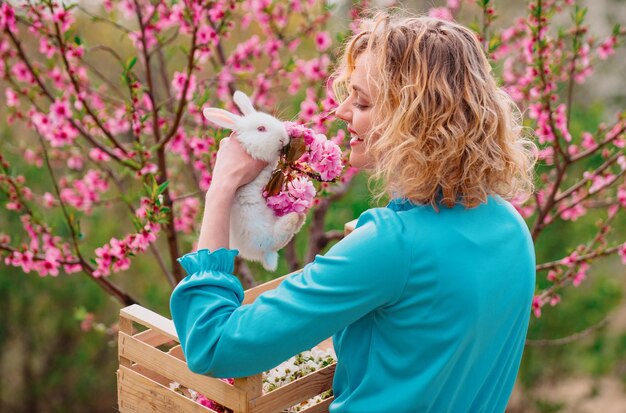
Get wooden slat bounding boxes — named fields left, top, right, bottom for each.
left=119, top=331, right=247, bottom=412
left=130, top=364, right=171, bottom=388
left=249, top=363, right=336, bottom=413
left=121, top=305, right=178, bottom=342
left=242, top=273, right=289, bottom=304
left=299, top=397, right=334, bottom=413
left=344, top=219, right=357, bottom=236
left=118, top=365, right=218, bottom=413
left=235, top=374, right=263, bottom=402
left=168, top=345, right=185, bottom=361
left=135, top=329, right=174, bottom=347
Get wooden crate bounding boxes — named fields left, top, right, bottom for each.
left=117, top=219, right=357, bottom=413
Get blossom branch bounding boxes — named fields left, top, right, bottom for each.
left=47, top=4, right=129, bottom=157
left=36, top=129, right=137, bottom=306
left=554, top=150, right=623, bottom=203
left=536, top=244, right=623, bottom=272
left=3, top=27, right=138, bottom=169
left=525, top=313, right=611, bottom=346
left=570, top=118, right=626, bottom=162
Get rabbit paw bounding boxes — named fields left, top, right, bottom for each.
left=262, top=251, right=279, bottom=272
left=282, top=212, right=306, bottom=234
left=272, top=213, right=306, bottom=249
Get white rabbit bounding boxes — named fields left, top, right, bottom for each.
left=202, top=91, right=306, bottom=271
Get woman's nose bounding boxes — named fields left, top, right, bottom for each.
left=334, top=98, right=351, bottom=124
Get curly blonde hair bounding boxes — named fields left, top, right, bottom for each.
left=332, top=9, right=536, bottom=209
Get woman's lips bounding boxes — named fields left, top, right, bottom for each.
left=348, top=127, right=363, bottom=145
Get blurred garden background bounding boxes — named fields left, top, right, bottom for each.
left=1, top=0, right=626, bottom=412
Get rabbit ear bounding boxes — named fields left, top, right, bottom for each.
left=233, top=90, right=256, bottom=116
left=203, top=108, right=240, bottom=129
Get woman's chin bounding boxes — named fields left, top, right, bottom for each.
left=348, top=154, right=372, bottom=170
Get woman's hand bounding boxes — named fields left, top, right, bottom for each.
left=197, top=134, right=267, bottom=252
left=211, top=134, right=268, bottom=192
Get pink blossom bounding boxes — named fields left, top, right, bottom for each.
left=547, top=270, right=558, bottom=282
left=49, top=123, right=79, bottom=147
left=315, top=31, right=332, bottom=52
left=43, top=192, right=56, bottom=208
left=53, top=9, right=75, bottom=33
left=560, top=204, right=587, bottom=221
left=12, top=62, right=35, bottom=84
left=618, top=243, right=626, bottom=265
left=299, top=96, right=318, bottom=123
left=447, top=0, right=460, bottom=10
left=308, top=134, right=343, bottom=181
left=284, top=122, right=315, bottom=145
left=598, top=36, right=616, bottom=60
left=0, top=3, right=17, bottom=33
left=581, top=132, right=596, bottom=149
left=67, top=154, right=84, bottom=170
left=5, top=251, right=32, bottom=273
left=5, top=88, right=18, bottom=107
left=139, top=163, right=158, bottom=176
left=299, top=56, right=330, bottom=81
left=532, top=296, right=543, bottom=318
left=553, top=104, right=571, bottom=142
left=561, top=251, right=579, bottom=266
left=174, top=197, right=200, bottom=234
left=39, top=37, right=56, bottom=58
left=200, top=171, right=212, bottom=191
left=549, top=294, right=561, bottom=306
left=428, top=8, right=453, bottom=21
left=189, top=136, right=213, bottom=157
left=198, top=25, right=219, bottom=46
left=265, top=192, right=290, bottom=215
left=588, top=173, right=615, bottom=194
left=50, top=99, right=72, bottom=121
left=60, top=170, right=109, bottom=214
left=618, top=186, right=626, bottom=207
left=171, top=72, right=197, bottom=101
left=572, top=262, right=589, bottom=287
left=89, top=148, right=111, bottom=162
left=24, top=149, right=43, bottom=167
left=81, top=313, right=95, bottom=332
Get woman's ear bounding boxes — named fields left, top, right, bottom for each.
left=203, top=108, right=240, bottom=129
left=233, top=90, right=256, bottom=116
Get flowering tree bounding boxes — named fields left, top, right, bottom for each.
left=0, top=0, right=358, bottom=308
left=453, top=0, right=626, bottom=322
left=1, top=0, right=625, bottom=330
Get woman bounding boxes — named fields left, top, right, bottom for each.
left=170, top=10, right=537, bottom=412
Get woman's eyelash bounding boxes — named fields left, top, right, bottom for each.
left=353, top=102, right=368, bottom=110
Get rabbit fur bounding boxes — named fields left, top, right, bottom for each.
left=202, top=91, right=306, bottom=271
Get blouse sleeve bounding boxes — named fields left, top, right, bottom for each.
left=169, top=208, right=410, bottom=378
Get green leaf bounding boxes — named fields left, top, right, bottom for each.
left=73, top=307, right=88, bottom=321
left=127, top=56, right=137, bottom=72
left=612, top=24, right=621, bottom=36
left=157, top=180, right=169, bottom=196
left=575, top=6, right=587, bottom=25
left=74, top=35, right=82, bottom=45
left=284, top=57, right=296, bottom=72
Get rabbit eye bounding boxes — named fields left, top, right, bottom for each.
left=257, top=126, right=267, bottom=132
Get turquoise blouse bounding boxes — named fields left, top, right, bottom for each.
left=170, top=196, right=536, bottom=412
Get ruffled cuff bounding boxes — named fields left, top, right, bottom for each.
left=177, top=248, right=239, bottom=276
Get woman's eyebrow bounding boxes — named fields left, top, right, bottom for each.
left=350, top=84, right=370, bottom=100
